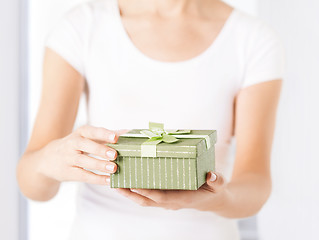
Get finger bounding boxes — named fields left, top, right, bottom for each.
left=69, top=167, right=111, bottom=185
left=74, top=137, right=117, bottom=160
left=204, top=172, right=225, bottom=193
left=133, top=189, right=198, bottom=206
left=116, top=189, right=158, bottom=207
left=115, top=129, right=130, bottom=136
left=72, top=154, right=117, bottom=174
left=132, top=189, right=169, bottom=203
left=76, top=125, right=118, bottom=143
left=129, top=189, right=183, bottom=210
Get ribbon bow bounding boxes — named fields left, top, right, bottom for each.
left=140, top=122, right=191, bottom=145
left=121, top=122, right=212, bottom=157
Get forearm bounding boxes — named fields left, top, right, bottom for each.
left=17, top=143, right=61, bottom=202
left=209, top=173, right=271, bottom=218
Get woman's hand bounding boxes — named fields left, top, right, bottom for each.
left=37, top=125, right=121, bottom=185
left=116, top=172, right=229, bottom=212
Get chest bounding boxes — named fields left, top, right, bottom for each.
left=120, top=16, right=227, bottom=62
left=86, top=43, right=240, bottom=132
left=84, top=14, right=243, bottom=138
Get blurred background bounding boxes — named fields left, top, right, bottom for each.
left=1, top=0, right=318, bottom=239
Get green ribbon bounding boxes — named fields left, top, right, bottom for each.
left=121, top=122, right=212, bottom=157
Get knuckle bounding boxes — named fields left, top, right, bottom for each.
left=80, top=171, right=90, bottom=182
left=94, top=144, right=104, bottom=155
left=97, top=127, right=106, bottom=132
left=76, top=125, right=93, bottom=137
left=64, top=136, right=75, bottom=147
left=94, top=160, right=104, bottom=171
left=73, top=155, right=83, bottom=166
left=65, top=154, right=76, bottom=166
left=74, top=137, right=84, bottom=149
left=68, top=135, right=83, bottom=150
left=93, top=175, right=105, bottom=185
left=95, top=127, right=106, bottom=136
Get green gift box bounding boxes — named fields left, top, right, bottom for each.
left=108, top=123, right=217, bottom=190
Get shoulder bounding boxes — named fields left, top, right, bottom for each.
left=62, top=0, right=116, bottom=24
left=230, top=9, right=285, bottom=66
left=232, top=11, right=285, bottom=88
left=45, top=0, right=117, bottom=76
left=49, top=0, right=117, bottom=39
left=232, top=10, right=282, bottom=45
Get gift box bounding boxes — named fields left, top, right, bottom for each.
left=108, top=123, right=217, bottom=190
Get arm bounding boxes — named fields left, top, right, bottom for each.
left=17, top=48, right=118, bottom=201
left=215, top=79, right=282, bottom=218
left=116, top=79, right=282, bottom=218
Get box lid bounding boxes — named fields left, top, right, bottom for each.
left=107, top=129, right=217, bottom=158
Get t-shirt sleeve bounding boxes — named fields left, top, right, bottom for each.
left=44, top=5, right=90, bottom=77
left=241, top=22, right=285, bottom=88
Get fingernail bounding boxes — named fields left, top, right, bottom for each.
left=106, top=164, right=115, bottom=172
left=131, top=189, right=139, bottom=193
left=106, top=151, right=116, bottom=159
left=210, top=173, right=217, bottom=182
left=109, top=133, right=116, bottom=141
left=106, top=178, right=110, bottom=185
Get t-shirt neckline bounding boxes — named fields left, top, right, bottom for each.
left=113, top=0, right=237, bottom=67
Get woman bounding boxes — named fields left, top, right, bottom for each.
left=17, top=0, right=284, bottom=239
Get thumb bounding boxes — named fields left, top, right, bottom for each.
left=205, top=172, right=225, bottom=192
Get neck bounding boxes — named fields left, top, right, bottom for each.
left=119, top=0, right=212, bottom=17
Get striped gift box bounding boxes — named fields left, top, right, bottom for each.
left=108, top=130, right=216, bottom=190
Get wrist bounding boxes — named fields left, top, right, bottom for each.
left=35, top=141, right=61, bottom=186
left=207, top=188, right=233, bottom=213
left=18, top=145, right=61, bottom=201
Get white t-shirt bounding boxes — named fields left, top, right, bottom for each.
left=45, top=0, right=285, bottom=239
